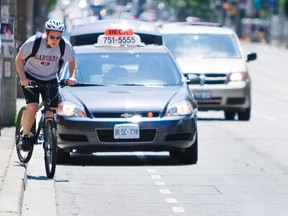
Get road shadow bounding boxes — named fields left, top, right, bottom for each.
left=198, top=117, right=228, bottom=121
left=27, top=175, right=51, bottom=181
left=59, top=153, right=196, bottom=167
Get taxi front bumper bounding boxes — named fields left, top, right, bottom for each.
left=57, top=115, right=197, bottom=153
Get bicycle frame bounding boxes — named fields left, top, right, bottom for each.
left=33, top=83, right=58, bottom=145
left=16, top=80, right=66, bottom=178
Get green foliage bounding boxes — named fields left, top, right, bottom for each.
left=285, top=0, right=288, bottom=17
left=48, top=0, right=57, bottom=7
left=158, top=0, right=213, bottom=21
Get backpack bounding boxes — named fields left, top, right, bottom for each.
left=24, top=33, right=66, bottom=75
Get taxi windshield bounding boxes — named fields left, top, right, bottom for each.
left=62, top=52, right=183, bottom=86
left=162, top=34, right=241, bottom=59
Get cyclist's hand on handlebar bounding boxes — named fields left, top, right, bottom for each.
left=66, top=77, right=77, bottom=86
left=19, top=78, right=30, bottom=87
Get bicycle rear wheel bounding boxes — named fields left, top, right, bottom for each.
left=15, top=106, right=34, bottom=163
left=44, top=119, right=57, bottom=178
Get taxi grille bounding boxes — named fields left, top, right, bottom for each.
left=165, top=133, right=192, bottom=141
left=96, top=129, right=156, bottom=142
left=190, top=73, right=227, bottom=85
left=93, top=112, right=160, bottom=118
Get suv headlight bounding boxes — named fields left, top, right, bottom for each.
left=165, top=100, right=194, bottom=116
left=57, top=101, right=86, bottom=117
left=228, top=71, right=249, bottom=82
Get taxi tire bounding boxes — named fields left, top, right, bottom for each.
left=57, top=147, right=71, bottom=164
left=177, top=135, right=198, bottom=164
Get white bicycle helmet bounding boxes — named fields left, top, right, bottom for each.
left=45, top=19, right=65, bottom=32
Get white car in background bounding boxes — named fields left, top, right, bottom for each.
left=160, top=22, right=257, bottom=121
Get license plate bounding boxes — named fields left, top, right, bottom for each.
left=194, top=91, right=211, bottom=99
left=114, top=124, right=140, bottom=139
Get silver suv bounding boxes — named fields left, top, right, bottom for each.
left=160, top=22, right=257, bottom=121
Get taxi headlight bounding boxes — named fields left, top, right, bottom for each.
left=57, top=101, right=86, bottom=117
left=229, top=72, right=249, bottom=82
left=165, top=100, right=194, bottom=116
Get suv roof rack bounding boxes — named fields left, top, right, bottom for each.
left=158, top=21, right=223, bottom=29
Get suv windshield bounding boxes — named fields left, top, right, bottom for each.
left=163, top=34, right=241, bottom=59
left=61, top=52, right=183, bottom=86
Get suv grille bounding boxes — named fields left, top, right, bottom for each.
left=191, top=73, right=227, bottom=85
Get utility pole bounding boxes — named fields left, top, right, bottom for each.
left=0, top=0, right=17, bottom=128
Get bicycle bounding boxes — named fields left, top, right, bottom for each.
left=15, top=80, right=65, bottom=178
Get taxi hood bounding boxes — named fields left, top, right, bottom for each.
left=176, top=57, right=247, bottom=74
left=60, top=86, right=190, bottom=112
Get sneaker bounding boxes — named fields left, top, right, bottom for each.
left=21, top=135, right=32, bottom=151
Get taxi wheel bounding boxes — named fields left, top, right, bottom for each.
left=177, top=136, right=198, bottom=164
left=169, top=150, right=178, bottom=158
left=224, top=111, right=236, bottom=120
left=57, top=147, right=71, bottom=164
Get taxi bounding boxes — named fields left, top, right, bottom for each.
left=56, top=25, right=198, bottom=164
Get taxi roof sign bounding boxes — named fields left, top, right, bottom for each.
left=97, top=33, right=143, bottom=46
left=104, top=28, right=134, bottom=36
left=70, top=19, right=162, bottom=46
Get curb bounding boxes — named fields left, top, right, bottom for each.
left=0, top=146, right=27, bottom=216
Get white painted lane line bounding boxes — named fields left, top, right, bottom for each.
left=155, top=181, right=166, bottom=186
left=264, top=116, right=276, bottom=121
left=147, top=169, right=157, bottom=173
left=172, top=207, right=185, bottom=213
left=159, top=189, right=171, bottom=194
left=151, top=175, right=161, bottom=180
left=165, top=198, right=178, bottom=204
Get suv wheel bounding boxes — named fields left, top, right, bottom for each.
left=237, top=108, right=251, bottom=121
left=224, top=111, right=236, bottom=120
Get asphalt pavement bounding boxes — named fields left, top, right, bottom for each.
left=0, top=99, right=27, bottom=216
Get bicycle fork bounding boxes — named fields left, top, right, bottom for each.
left=35, top=109, right=57, bottom=146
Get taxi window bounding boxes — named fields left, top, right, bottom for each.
left=61, top=53, right=182, bottom=86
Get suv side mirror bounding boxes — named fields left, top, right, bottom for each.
left=185, top=74, right=201, bottom=84
left=247, top=52, right=257, bottom=62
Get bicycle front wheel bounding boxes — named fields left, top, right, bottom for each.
left=44, top=119, right=57, bottom=178
left=15, top=106, right=34, bottom=163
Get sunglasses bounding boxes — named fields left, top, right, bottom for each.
left=49, top=35, right=62, bottom=40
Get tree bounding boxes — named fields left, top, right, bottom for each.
left=158, top=0, right=212, bottom=21
left=285, top=0, right=288, bottom=17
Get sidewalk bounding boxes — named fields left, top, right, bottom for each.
left=0, top=99, right=27, bottom=216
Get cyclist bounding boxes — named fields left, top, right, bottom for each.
left=15, top=19, right=77, bottom=151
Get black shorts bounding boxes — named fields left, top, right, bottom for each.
left=22, top=72, right=59, bottom=108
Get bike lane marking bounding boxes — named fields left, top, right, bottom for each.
left=135, top=152, right=186, bottom=214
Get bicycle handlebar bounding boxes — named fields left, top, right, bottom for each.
left=24, top=79, right=67, bottom=89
